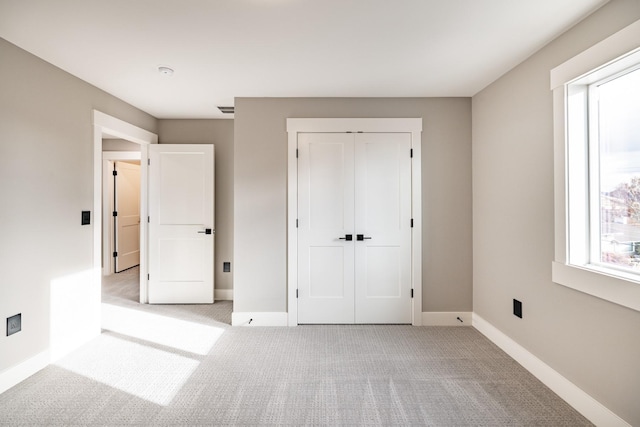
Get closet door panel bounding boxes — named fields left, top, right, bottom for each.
left=297, top=133, right=355, bottom=324
left=354, top=133, right=412, bottom=324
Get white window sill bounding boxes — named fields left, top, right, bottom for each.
left=552, top=261, right=640, bottom=312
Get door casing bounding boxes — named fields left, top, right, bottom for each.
left=286, top=118, right=423, bottom=326
left=93, top=110, right=157, bottom=313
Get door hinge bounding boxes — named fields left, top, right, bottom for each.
left=411, top=218, right=414, bottom=228
left=113, top=251, right=118, bottom=258
left=296, top=289, right=299, bottom=298
left=113, top=211, right=117, bottom=217
left=296, top=149, right=299, bottom=158
left=112, top=170, right=118, bottom=176
left=147, top=274, right=150, bottom=280
left=296, top=219, right=299, bottom=228
left=410, top=148, right=413, bottom=158
left=148, top=216, right=150, bottom=223
left=148, top=159, right=151, bottom=166
left=411, top=288, right=414, bottom=298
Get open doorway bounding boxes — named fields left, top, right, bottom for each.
left=111, top=159, right=141, bottom=273
left=102, top=145, right=142, bottom=275
left=92, top=111, right=156, bottom=312
left=102, top=143, right=142, bottom=304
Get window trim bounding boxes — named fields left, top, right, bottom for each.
left=551, top=19, right=640, bottom=312
left=587, top=81, right=601, bottom=267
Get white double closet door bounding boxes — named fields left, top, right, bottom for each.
left=297, top=132, right=412, bottom=324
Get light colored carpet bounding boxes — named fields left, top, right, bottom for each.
left=101, top=266, right=233, bottom=326
left=0, top=269, right=591, bottom=426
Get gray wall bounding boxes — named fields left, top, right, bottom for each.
left=157, top=119, right=234, bottom=292
left=472, top=0, right=640, bottom=424
left=102, top=139, right=141, bottom=152
left=234, top=98, right=472, bottom=313
left=0, top=38, right=157, bottom=372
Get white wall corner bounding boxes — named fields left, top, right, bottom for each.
left=214, top=289, right=233, bottom=301
left=422, top=312, right=472, bottom=326
left=231, top=312, right=288, bottom=327
left=472, top=313, right=631, bottom=427
left=0, top=350, right=50, bottom=395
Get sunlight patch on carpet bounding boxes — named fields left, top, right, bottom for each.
left=101, top=303, right=224, bottom=355
left=55, top=334, right=198, bottom=406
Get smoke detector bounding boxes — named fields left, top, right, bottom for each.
left=158, top=66, right=174, bottom=76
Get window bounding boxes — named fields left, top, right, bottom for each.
left=566, top=56, right=640, bottom=275
left=588, top=66, right=640, bottom=272
left=551, top=18, right=640, bottom=312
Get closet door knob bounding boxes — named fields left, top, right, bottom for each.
left=356, top=234, right=372, bottom=241
left=338, top=234, right=353, bottom=241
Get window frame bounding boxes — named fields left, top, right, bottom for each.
left=551, top=19, right=640, bottom=312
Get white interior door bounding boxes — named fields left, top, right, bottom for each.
left=354, top=133, right=412, bottom=323
left=298, top=133, right=355, bottom=323
left=148, top=144, right=214, bottom=304
left=114, top=161, right=140, bottom=272
left=297, top=132, right=412, bottom=324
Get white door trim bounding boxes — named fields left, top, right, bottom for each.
left=93, top=110, right=157, bottom=310
left=286, top=118, right=423, bottom=326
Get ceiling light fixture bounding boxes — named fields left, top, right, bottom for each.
left=217, top=106, right=234, bottom=114
left=158, top=66, right=174, bottom=76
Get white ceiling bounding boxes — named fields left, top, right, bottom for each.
left=0, top=0, right=608, bottom=119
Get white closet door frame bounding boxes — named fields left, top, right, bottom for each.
left=286, top=118, right=423, bottom=326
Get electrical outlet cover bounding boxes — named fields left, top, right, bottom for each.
left=513, top=299, right=523, bottom=318
left=7, top=313, right=21, bottom=336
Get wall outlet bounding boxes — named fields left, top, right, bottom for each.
left=7, top=313, right=21, bottom=336
left=223, top=262, right=231, bottom=273
left=513, top=299, right=523, bottom=318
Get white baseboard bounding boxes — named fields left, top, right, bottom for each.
left=472, top=313, right=630, bottom=427
left=214, top=289, right=233, bottom=301
left=422, top=311, right=472, bottom=326
left=232, top=311, right=288, bottom=326
left=0, top=350, right=50, bottom=395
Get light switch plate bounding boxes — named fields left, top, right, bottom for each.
left=81, top=210, right=91, bottom=225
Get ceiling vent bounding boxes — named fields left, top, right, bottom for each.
left=217, top=106, right=234, bottom=114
